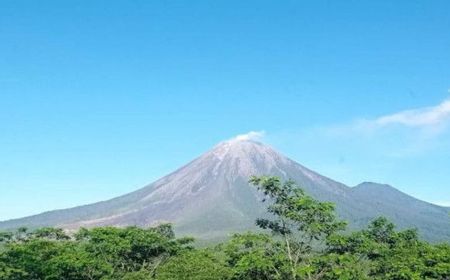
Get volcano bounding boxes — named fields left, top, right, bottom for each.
left=1, top=139, right=449, bottom=241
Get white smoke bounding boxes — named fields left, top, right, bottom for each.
left=231, top=131, right=266, bottom=141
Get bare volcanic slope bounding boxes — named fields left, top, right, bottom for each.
left=1, top=139, right=449, bottom=241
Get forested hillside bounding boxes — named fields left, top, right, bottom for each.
left=1, top=177, right=449, bottom=279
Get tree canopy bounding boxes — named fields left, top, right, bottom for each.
left=0, top=176, right=448, bottom=279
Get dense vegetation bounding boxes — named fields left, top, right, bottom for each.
left=1, top=176, right=449, bottom=279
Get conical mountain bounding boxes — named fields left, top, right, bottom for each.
left=1, top=139, right=449, bottom=241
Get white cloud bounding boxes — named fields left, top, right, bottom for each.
left=319, top=97, right=450, bottom=158
left=373, top=98, right=450, bottom=128
left=327, top=97, right=450, bottom=136
left=232, top=131, right=266, bottom=141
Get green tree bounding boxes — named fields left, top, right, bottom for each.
left=249, top=176, right=346, bottom=280
left=120, top=269, right=154, bottom=280
left=75, top=225, right=193, bottom=275
left=327, top=217, right=450, bottom=280
left=0, top=261, right=27, bottom=280
left=156, top=250, right=231, bottom=280
left=223, top=232, right=288, bottom=280
left=0, top=224, right=194, bottom=280
left=44, top=243, right=112, bottom=280
left=308, top=253, right=370, bottom=280
left=0, top=232, right=13, bottom=244
left=0, top=238, right=63, bottom=279
left=32, top=227, right=70, bottom=241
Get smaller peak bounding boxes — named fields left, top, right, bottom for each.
left=353, top=182, right=396, bottom=191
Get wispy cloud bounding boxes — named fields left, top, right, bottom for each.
left=326, top=97, right=450, bottom=138
left=317, top=97, right=450, bottom=158
left=374, top=98, right=450, bottom=127
left=232, top=131, right=266, bottom=141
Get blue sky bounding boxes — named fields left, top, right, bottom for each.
left=1, top=0, right=450, bottom=220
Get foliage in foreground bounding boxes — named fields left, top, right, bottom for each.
left=0, top=176, right=449, bottom=279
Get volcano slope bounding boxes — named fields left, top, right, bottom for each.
left=1, top=139, right=449, bottom=242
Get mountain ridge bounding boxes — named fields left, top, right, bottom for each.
left=1, top=139, right=449, bottom=242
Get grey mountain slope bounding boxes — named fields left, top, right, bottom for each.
left=349, top=182, right=450, bottom=239
left=0, top=139, right=449, bottom=242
